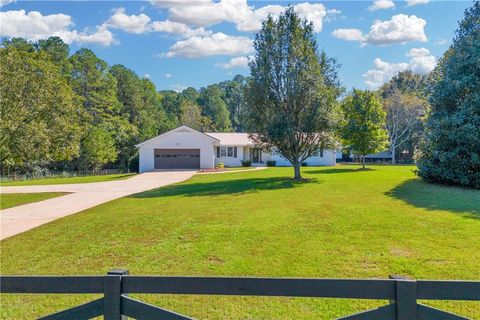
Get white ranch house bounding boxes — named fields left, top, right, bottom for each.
left=136, top=126, right=336, bottom=172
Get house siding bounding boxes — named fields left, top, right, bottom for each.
left=138, top=129, right=216, bottom=172
left=269, top=150, right=336, bottom=166
left=214, top=145, right=245, bottom=167
left=137, top=126, right=337, bottom=171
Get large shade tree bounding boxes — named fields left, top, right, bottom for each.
left=0, top=43, right=82, bottom=173
left=416, top=1, right=480, bottom=188
left=245, top=7, right=341, bottom=180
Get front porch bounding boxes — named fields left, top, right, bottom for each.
left=214, top=146, right=268, bottom=167
left=242, top=147, right=268, bottom=166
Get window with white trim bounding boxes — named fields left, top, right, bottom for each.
left=217, top=146, right=238, bottom=158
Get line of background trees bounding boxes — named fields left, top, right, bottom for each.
left=0, top=36, right=428, bottom=174
left=1, top=1, right=477, bottom=188
left=0, top=37, right=249, bottom=175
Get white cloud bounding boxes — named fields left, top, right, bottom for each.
left=363, top=47, right=436, bottom=88
left=0, top=0, right=15, bottom=7
left=435, top=39, right=448, bottom=45
left=149, top=0, right=195, bottom=9
left=165, top=73, right=172, bottom=78
left=171, top=84, right=188, bottom=92
left=369, top=0, right=395, bottom=11
left=61, top=25, right=115, bottom=46
left=327, top=9, right=342, bottom=15
left=151, top=0, right=330, bottom=34
left=365, top=15, right=427, bottom=45
left=235, top=4, right=284, bottom=32
left=236, top=2, right=327, bottom=33
left=332, top=28, right=364, bottom=41
left=0, top=10, right=72, bottom=40
left=364, top=59, right=409, bottom=89
left=165, top=32, right=253, bottom=58
left=292, top=3, right=327, bottom=33
left=216, top=56, right=250, bottom=69
left=406, top=0, right=430, bottom=6
left=0, top=10, right=115, bottom=46
left=406, top=47, right=436, bottom=74
left=332, top=14, right=427, bottom=46
left=150, top=20, right=210, bottom=37
left=105, top=8, right=151, bottom=34
left=157, top=0, right=251, bottom=27
left=103, top=8, right=210, bottom=37
left=144, top=74, right=151, bottom=79
left=325, top=8, right=342, bottom=22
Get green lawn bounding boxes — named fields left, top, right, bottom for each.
left=1, top=166, right=479, bottom=319
left=0, top=193, right=68, bottom=209
left=0, top=173, right=135, bottom=186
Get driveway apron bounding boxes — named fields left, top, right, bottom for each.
left=0, top=171, right=196, bottom=240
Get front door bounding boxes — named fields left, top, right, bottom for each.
left=251, top=148, right=261, bottom=163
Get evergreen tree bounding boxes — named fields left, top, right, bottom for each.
left=37, top=37, right=71, bottom=76
left=140, top=78, right=174, bottom=139
left=69, top=49, right=121, bottom=124
left=110, top=64, right=143, bottom=125
left=178, top=100, right=204, bottom=130
left=416, top=1, right=480, bottom=188
left=109, top=64, right=143, bottom=169
left=198, top=85, right=232, bottom=132
left=159, top=90, right=181, bottom=120
left=69, top=48, right=133, bottom=170
left=219, top=75, right=248, bottom=132
left=179, top=87, right=199, bottom=105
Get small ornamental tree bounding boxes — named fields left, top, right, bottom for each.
left=416, top=1, right=480, bottom=188
left=245, top=7, right=341, bottom=180
left=341, top=89, right=389, bottom=169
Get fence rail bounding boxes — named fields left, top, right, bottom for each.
left=1, top=270, right=478, bottom=320
left=0, top=169, right=123, bottom=183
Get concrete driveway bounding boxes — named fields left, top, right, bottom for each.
left=0, top=171, right=196, bottom=240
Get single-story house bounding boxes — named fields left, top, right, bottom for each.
left=136, top=126, right=336, bottom=172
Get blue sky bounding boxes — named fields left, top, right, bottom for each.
left=1, top=0, right=472, bottom=91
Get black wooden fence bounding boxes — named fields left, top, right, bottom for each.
left=1, top=270, right=478, bottom=320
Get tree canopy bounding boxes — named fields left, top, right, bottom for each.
left=0, top=44, right=82, bottom=171
left=416, top=1, right=480, bottom=188
left=245, top=7, right=341, bottom=180
left=378, top=71, right=430, bottom=164
left=340, top=89, right=389, bottom=168
left=0, top=37, right=246, bottom=175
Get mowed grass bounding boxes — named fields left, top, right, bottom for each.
left=0, top=193, right=68, bottom=209
left=1, top=166, right=479, bottom=319
left=0, top=173, right=135, bottom=186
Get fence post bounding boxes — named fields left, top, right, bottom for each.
left=394, top=277, right=417, bottom=320
left=105, top=269, right=128, bottom=320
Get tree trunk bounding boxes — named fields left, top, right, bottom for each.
left=392, top=148, right=396, bottom=164
left=293, top=163, right=302, bottom=180
left=362, top=155, right=365, bottom=169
